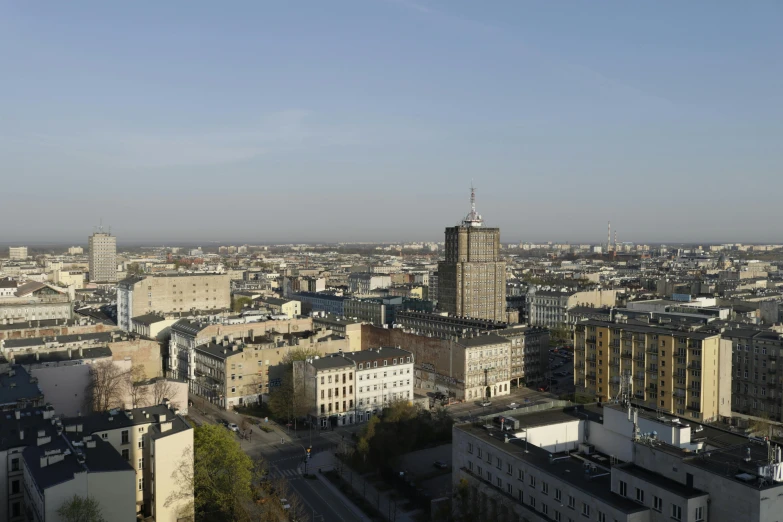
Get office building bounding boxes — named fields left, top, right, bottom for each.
left=67, top=246, right=83, bottom=255
left=88, top=230, right=117, bottom=283
left=437, top=187, right=506, bottom=321
left=116, top=272, right=231, bottom=331
left=8, top=247, right=27, bottom=260
left=453, top=402, right=783, bottom=522
left=573, top=320, right=732, bottom=422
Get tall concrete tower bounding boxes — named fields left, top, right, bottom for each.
left=437, top=186, right=506, bottom=321
left=88, top=224, right=117, bottom=283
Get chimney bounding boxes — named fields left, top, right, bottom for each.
left=40, top=456, right=49, bottom=468
left=79, top=347, right=83, bottom=357
left=19, top=429, right=25, bottom=440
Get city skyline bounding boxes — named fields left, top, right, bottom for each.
left=2, top=2, right=782, bottom=243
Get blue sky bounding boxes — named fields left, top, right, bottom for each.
left=1, top=1, right=781, bottom=244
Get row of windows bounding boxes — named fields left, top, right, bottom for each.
left=618, top=480, right=702, bottom=521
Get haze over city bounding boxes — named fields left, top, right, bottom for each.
left=2, top=1, right=782, bottom=244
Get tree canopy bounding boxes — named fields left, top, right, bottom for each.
left=57, top=495, right=106, bottom=522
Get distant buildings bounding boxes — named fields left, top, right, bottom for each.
left=723, top=328, right=783, bottom=421
left=66, top=246, right=83, bottom=255
left=116, top=272, right=231, bottom=331
left=88, top=230, right=117, bottom=283
left=0, top=283, right=72, bottom=324
left=438, top=187, right=506, bottom=322
left=8, top=247, right=27, bottom=260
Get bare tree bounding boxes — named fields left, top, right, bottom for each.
left=85, top=361, right=126, bottom=413
left=151, top=377, right=178, bottom=406
left=126, top=364, right=149, bottom=409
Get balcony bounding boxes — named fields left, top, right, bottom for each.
left=621, top=351, right=633, bottom=359
left=634, top=373, right=645, bottom=381
left=646, top=347, right=659, bottom=355
left=688, top=361, right=702, bottom=369
left=646, top=366, right=659, bottom=374
left=687, top=403, right=701, bottom=412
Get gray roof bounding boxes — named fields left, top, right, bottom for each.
left=309, top=353, right=355, bottom=370
left=23, top=434, right=133, bottom=491
left=457, top=423, right=646, bottom=515
left=616, top=464, right=707, bottom=499
left=343, top=347, right=412, bottom=363
left=13, top=347, right=113, bottom=365
left=131, top=313, right=166, bottom=325
left=457, top=333, right=510, bottom=347
left=62, top=403, right=190, bottom=436
left=0, top=366, right=44, bottom=407
left=578, top=320, right=717, bottom=340
left=3, top=331, right=117, bottom=350
left=0, top=406, right=57, bottom=451
left=195, top=341, right=246, bottom=360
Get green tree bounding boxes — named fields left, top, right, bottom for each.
left=190, top=424, right=255, bottom=521
left=267, top=348, right=321, bottom=420
left=126, top=262, right=143, bottom=275
left=232, top=296, right=252, bottom=313
left=57, top=495, right=106, bottom=522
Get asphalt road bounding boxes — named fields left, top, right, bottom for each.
left=267, top=446, right=364, bottom=522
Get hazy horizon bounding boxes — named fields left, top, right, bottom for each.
left=2, top=1, right=782, bottom=244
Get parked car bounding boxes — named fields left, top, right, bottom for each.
left=480, top=400, right=492, bottom=407
left=433, top=461, right=448, bottom=469
left=508, top=402, right=519, bottom=409
left=538, top=385, right=550, bottom=392
left=227, top=423, right=239, bottom=432
left=280, top=499, right=291, bottom=510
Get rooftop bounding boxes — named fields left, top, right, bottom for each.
left=457, top=333, right=510, bottom=347
left=12, top=346, right=113, bottom=365
left=131, top=313, right=167, bottom=325
left=456, top=422, right=646, bottom=515
left=309, top=353, right=355, bottom=370
left=578, top=320, right=717, bottom=340
left=0, top=366, right=44, bottom=407
left=342, top=346, right=412, bottom=363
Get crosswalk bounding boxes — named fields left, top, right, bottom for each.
left=272, top=467, right=303, bottom=479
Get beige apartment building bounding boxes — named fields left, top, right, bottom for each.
left=437, top=188, right=506, bottom=322
left=117, top=272, right=230, bottom=331
left=574, top=320, right=732, bottom=422
left=294, top=354, right=356, bottom=428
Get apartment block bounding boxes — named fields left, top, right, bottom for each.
left=348, top=347, right=414, bottom=422
left=723, top=328, right=783, bottom=420
left=117, top=272, right=230, bottom=331
left=1, top=402, right=192, bottom=522
left=8, top=247, right=28, bottom=261
left=294, top=354, right=356, bottom=429
left=88, top=231, right=117, bottom=283
left=574, top=320, right=732, bottom=422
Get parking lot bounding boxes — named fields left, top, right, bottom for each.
left=547, top=348, right=575, bottom=396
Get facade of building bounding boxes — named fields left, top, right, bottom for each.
left=348, top=273, right=391, bottom=295
left=395, top=311, right=550, bottom=386
left=67, top=246, right=83, bottom=255
left=437, top=188, right=506, bottom=322
left=293, top=292, right=346, bottom=316
left=723, top=328, right=783, bottom=421
left=347, top=347, right=414, bottom=422
left=453, top=402, right=783, bottom=522
left=117, top=273, right=230, bottom=331
left=0, top=296, right=72, bottom=324
left=460, top=333, right=512, bottom=400
left=258, top=297, right=301, bottom=319
left=294, top=354, right=356, bottom=428
left=88, top=231, right=117, bottom=283
left=528, top=290, right=571, bottom=328
left=8, top=247, right=28, bottom=261
left=574, top=320, right=732, bottom=422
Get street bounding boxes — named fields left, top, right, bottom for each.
left=188, top=400, right=366, bottom=522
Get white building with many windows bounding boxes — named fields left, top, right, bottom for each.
left=346, top=347, right=414, bottom=423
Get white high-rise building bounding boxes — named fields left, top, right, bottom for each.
left=8, top=246, right=27, bottom=260
left=88, top=229, right=117, bottom=283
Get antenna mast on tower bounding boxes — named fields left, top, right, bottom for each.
left=607, top=221, right=611, bottom=251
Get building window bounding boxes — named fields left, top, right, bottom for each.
left=122, top=449, right=130, bottom=461
left=619, top=480, right=627, bottom=496
left=11, top=457, right=19, bottom=471
left=671, top=504, right=682, bottom=521
left=695, top=506, right=704, bottom=521
left=529, top=475, right=536, bottom=488
left=555, top=488, right=561, bottom=501
left=542, top=481, right=549, bottom=495
left=121, top=430, right=129, bottom=444
left=138, top=458, right=143, bottom=469
left=581, top=502, right=590, bottom=517
left=139, top=478, right=144, bottom=491
left=467, top=442, right=473, bottom=454
left=635, top=487, right=644, bottom=504
left=11, top=479, right=20, bottom=494
left=653, top=495, right=662, bottom=512
left=529, top=497, right=536, bottom=509
left=517, top=468, right=524, bottom=481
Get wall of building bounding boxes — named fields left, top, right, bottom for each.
left=152, top=427, right=193, bottom=522
left=0, top=321, right=118, bottom=341
left=109, top=338, right=163, bottom=378
left=87, top=469, right=137, bottom=522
